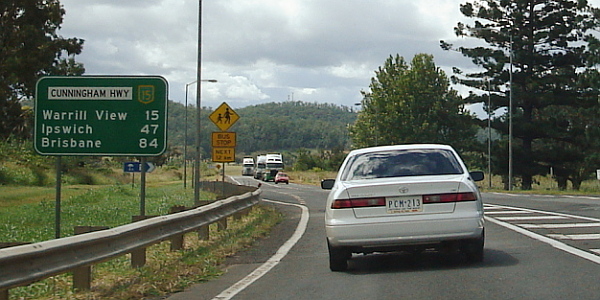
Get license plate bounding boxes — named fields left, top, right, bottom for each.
left=386, top=196, right=423, bottom=213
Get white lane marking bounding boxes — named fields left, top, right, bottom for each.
left=228, top=176, right=243, bottom=185
left=268, top=189, right=307, bottom=205
left=490, top=193, right=521, bottom=197
left=547, top=234, right=600, bottom=240
left=212, top=199, right=309, bottom=300
left=517, top=223, right=600, bottom=229
left=485, top=216, right=600, bottom=265
left=487, top=193, right=600, bottom=201
left=592, top=249, right=600, bottom=255
left=484, top=210, right=533, bottom=215
left=564, top=195, right=600, bottom=200
left=483, top=204, right=504, bottom=209
left=496, top=216, right=568, bottom=221
left=485, top=204, right=600, bottom=222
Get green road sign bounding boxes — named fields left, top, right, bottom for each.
left=34, top=76, right=168, bottom=156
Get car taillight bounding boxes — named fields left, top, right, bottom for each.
left=331, top=193, right=477, bottom=209
left=422, top=192, right=477, bottom=203
left=331, top=197, right=386, bottom=209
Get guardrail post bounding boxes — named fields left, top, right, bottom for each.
left=131, top=216, right=157, bottom=267
left=169, top=206, right=187, bottom=251
left=73, top=226, right=109, bottom=291
left=217, top=217, right=228, bottom=231
left=234, top=207, right=251, bottom=220
left=195, top=200, right=210, bottom=241
left=198, top=225, right=210, bottom=240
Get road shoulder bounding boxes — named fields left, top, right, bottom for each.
left=165, top=200, right=301, bottom=300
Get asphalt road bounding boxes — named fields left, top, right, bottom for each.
left=167, top=177, right=600, bottom=300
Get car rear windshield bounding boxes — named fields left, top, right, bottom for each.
left=340, top=149, right=464, bottom=181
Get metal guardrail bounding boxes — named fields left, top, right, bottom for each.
left=0, top=188, right=261, bottom=291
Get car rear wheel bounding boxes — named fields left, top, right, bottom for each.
left=328, top=240, right=350, bottom=271
left=462, top=230, right=484, bottom=263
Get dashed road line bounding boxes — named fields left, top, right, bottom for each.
left=517, top=223, right=600, bottom=229
left=547, top=233, right=600, bottom=241
left=484, top=210, right=533, bottom=215
left=495, top=215, right=568, bottom=221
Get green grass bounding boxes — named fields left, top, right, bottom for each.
left=0, top=183, right=209, bottom=243
left=0, top=162, right=284, bottom=300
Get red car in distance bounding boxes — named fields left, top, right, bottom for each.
left=275, top=172, right=289, bottom=184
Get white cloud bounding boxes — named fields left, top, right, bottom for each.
left=327, top=63, right=373, bottom=80
left=60, top=0, right=600, bottom=110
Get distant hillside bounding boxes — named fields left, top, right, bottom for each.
left=167, top=101, right=357, bottom=158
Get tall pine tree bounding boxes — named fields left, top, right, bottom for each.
left=441, top=0, right=600, bottom=190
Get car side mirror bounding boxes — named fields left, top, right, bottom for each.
left=470, top=171, right=485, bottom=182
left=321, top=179, right=335, bottom=190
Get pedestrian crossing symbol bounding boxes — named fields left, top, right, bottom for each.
left=209, top=102, right=239, bottom=131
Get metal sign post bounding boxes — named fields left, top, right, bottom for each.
left=55, top=156, right=62, bottom=238
left=140, top=157, right=147, bottom=217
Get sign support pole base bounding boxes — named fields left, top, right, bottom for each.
left=140, top=157, right=147, bottom=217
left=55, top=156, right=62, bottom=239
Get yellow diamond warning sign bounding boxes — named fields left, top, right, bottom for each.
left=209, top=102, right=239, bottom=131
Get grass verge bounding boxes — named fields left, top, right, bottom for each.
left=10, top=204, right=282, bottom=300
left=0, top=183, right=206, bottom=242
left=1, top=175, right=283, bottom=300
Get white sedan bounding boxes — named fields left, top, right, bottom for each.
left=321, top=144, right=485, bottom=271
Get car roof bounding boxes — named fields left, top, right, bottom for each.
left=348, top=144, right=454, bottom=156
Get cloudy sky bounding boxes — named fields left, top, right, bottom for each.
left=55, top=0, right=600, bottom=112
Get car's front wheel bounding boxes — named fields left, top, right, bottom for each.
left=327, top=240, right=350, bottom=271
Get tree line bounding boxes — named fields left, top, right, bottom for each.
left=166, top=101, right=356, bottom=169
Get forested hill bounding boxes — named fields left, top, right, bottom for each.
left=168, top=101, right=357, bottom=156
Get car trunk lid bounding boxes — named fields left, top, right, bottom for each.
left=340, top=175, right=467, bottom=218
